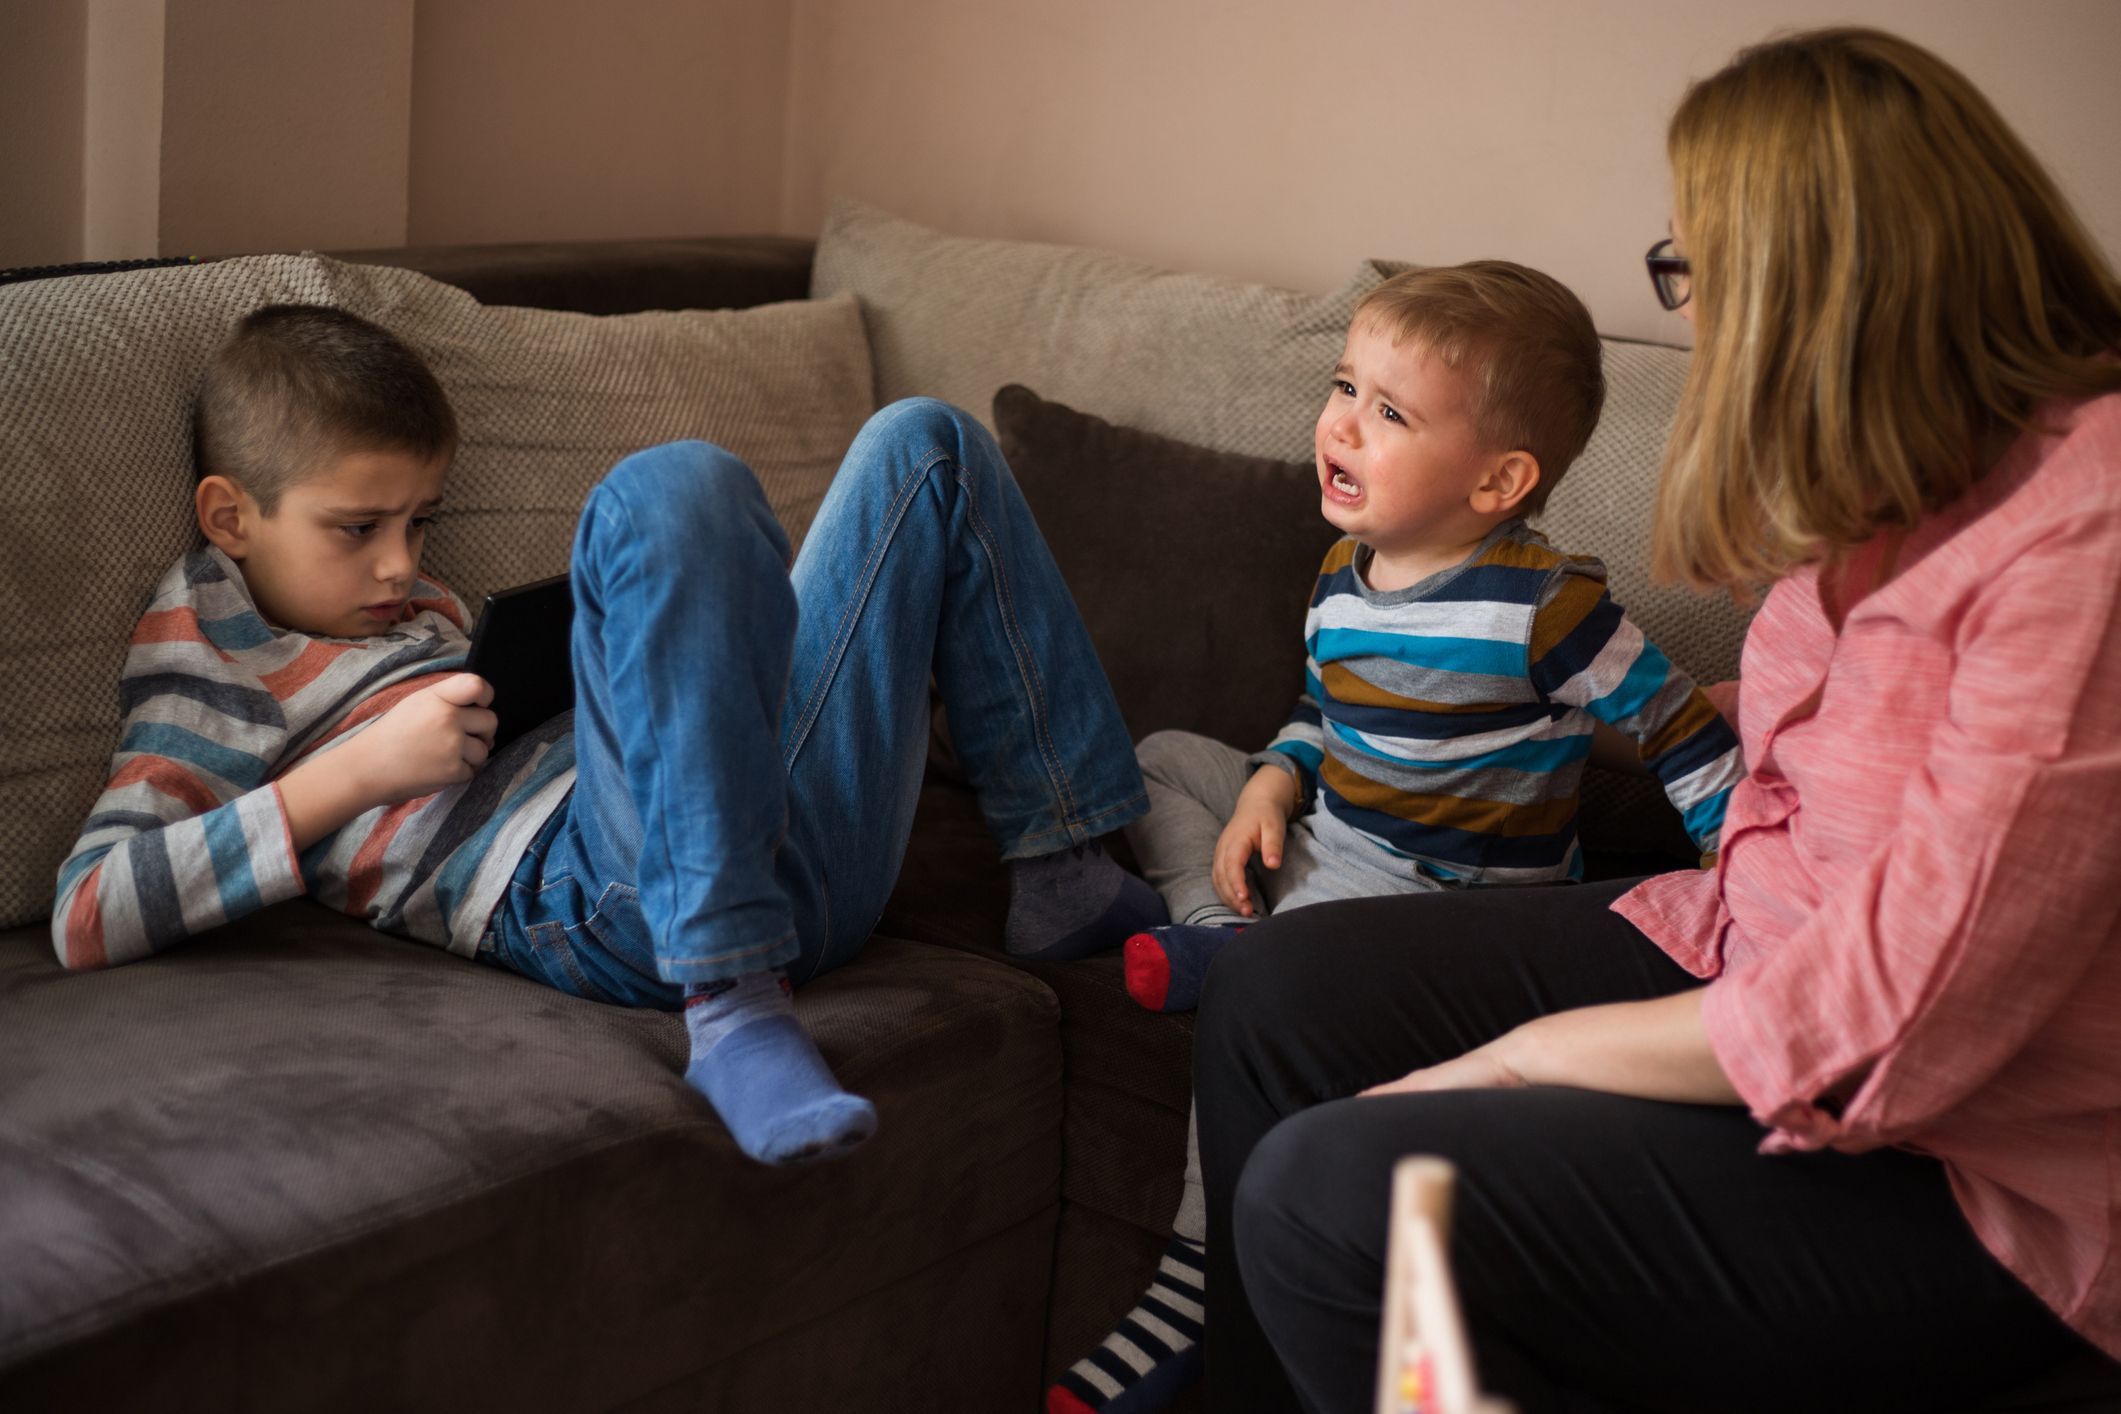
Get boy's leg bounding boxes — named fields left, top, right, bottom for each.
left=774, top=398, right=1161, bottom=980
left=564, top=439, right=875, bottom=1164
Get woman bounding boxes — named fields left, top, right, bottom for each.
left=1201, top=28, right=2121, bottom=1413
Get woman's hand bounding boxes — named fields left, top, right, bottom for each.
left=1361, top=989, right=1744, bottom=1106
left=1212, top=765, right=1301, bottom=917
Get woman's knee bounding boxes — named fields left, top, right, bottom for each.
left=1236, top=1102, right=1390, bottom=1252
left=1233, top=1104, right=1395, bottom=1362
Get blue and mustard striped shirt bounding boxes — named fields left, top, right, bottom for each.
left=1253, top=520, right=1744, bottom=885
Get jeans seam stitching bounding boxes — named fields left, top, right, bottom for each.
left=782, top=447, right=940, bottom=770
left=958, top=463, right=1082, bottom=833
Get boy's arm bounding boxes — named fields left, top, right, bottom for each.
left=1528, top=575, right=1746, bottom=859
left=52, top=769, right=309, bottom=972
left=52, top=672, right=496, bottom=970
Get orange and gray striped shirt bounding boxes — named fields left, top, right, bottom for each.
left=51, top=547, right=575, bottom=970
left=1253, top=521, right=1744, bottom=884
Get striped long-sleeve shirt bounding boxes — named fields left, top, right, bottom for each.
left=52, top=547, right=577, bottom=970
left=1253, top=521, right=1744, bottom=885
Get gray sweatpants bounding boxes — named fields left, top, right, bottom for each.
left=1123, top=730, right=1442, bottom=1242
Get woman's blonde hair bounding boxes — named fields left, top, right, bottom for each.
left=1655, top=27, right=2121, bottom=589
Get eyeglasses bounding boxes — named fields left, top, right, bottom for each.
left=1646, top=238, right=1690, bottom=311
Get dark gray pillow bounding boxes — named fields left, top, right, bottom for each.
left=994, top=383, right=1343, bottom=755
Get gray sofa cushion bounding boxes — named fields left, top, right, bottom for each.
left=811, top=198, right=1398, bottom=465
left=0, top=903, right=1061, bottom=1409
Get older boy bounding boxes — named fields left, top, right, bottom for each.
left=55, top=304, right=1163, bottom=1167
left=1049, top=264, right=1743, bottom=1414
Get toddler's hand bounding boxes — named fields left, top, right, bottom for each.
left=346, top=673, right=498, bottom=806
left=1212, top=766, right=1300, bottom=918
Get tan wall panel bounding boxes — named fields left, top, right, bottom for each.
left=405, top=0, right=791, bottom=246
left=158, top=0, right=415, bottom=255
left=83, top=0, right=165, bottom=262
left=0, top=0, right=89, bottom=268
left=780, top=0, right=2121, bottom=344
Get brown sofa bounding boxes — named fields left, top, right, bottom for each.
left=3, top=218, right=2116, bottom=1414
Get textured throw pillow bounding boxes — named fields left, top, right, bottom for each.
left=0, top=256, right=874, bottom=928
left=993, top=384, right=1343, bottom=756
left=814, top=199, right=1402, bottom=465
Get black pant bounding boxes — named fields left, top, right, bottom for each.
left=1193, top=879, right=2088, bottom=1414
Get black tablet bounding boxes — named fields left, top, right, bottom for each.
left=465, top=573, right=575, bottom=752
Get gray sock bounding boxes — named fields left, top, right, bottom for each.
left=1005, top=840, right=1169, bottom=961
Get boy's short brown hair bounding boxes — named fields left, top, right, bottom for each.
left=1352, top=262, right=1605, bottom=513
left=194, top=304, right=457, bottom=513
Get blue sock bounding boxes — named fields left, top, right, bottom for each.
left=1123, top=924, right=1241, bottom=1012
left=682, top=968, right=878, bottom=1164
left=1006, top=839, right=1169, bottom=961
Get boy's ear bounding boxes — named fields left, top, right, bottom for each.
left=1471, top=451, right=1541, bottom=516
left=196, top=475, right=254, bottom=559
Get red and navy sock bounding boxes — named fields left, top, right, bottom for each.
left=1047, top=1236, right=1206, bottom=1414
left=1123, top=924, right=1242, bottom=1012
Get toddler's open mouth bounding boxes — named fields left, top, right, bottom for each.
left=1323, top=457, right=1362, bottom=502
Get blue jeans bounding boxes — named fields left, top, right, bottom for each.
left=482, top=398, right=1147, bottom=1008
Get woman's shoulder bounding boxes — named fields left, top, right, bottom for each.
left=1935, top=391, right=2121, bottom=548
left=2022, top=389, right=2121, bottom=493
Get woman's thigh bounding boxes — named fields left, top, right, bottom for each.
left=1195, top=879, right=1701, bottom=1412
left=1237, top=1087, right=2083, bottom=1414
left=1197, top=880, right=1696, bottom=1119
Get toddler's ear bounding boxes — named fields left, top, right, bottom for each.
left=1474, top=450, right=1542, bottom=515
left=196, top=475, right=251, bottom=558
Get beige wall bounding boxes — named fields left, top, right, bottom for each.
left=4, top=0, right=2117, bottom=320
left=82, top=0, right=166, bottom=262
left=159, top=0, right=416, bottom=254
left=406, top=0, right=791, bottom=246
left=0, top=0, right=788, bottom=266
left=779, top=0, right=2121, bottom=343
left=1, top=0, right=89, bottom=269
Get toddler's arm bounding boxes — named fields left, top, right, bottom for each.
left=1527, top=577, right=1746, bottom=859
left=52, top=674, right=496, bottom=970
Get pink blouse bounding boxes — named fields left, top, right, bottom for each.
left=1617, top=391, right=2121, bottom=1356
